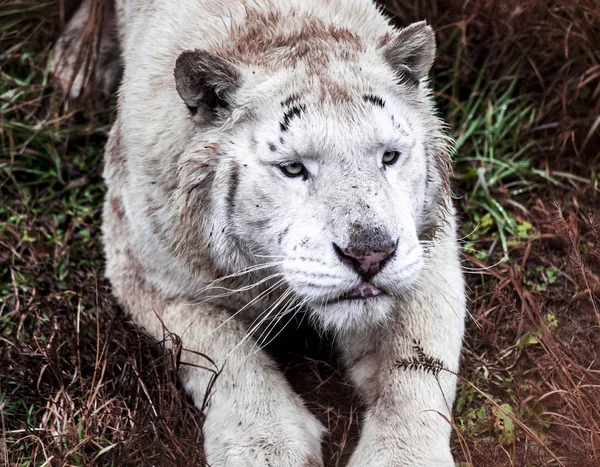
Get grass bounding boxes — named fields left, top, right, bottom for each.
left=446, top=63, right=539, bottom=253
left=1, top=0, right=599, bottom=465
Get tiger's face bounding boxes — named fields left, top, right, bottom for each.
left=173, top=21, right=449, bottom=331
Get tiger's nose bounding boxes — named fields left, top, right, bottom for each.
left=333, top=239, right=397, bottom=280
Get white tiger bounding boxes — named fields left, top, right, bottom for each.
left=52, top=0, right=466, bottom=465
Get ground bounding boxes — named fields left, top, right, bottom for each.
left=1, top=0, right=599, bottom=466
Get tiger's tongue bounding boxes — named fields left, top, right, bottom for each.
left=346, top=282, right=382, bottom=299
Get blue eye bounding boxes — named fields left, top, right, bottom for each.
left=382, top=150, right=401, bottom=166
left=279, top=162, right=307, bottom=179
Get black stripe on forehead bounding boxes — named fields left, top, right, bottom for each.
left=363, top=94, right=385, bottom=108
left=280, top=104, right=306, bottom=132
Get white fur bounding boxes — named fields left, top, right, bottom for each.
left=53, top=0, right=466, bottom=465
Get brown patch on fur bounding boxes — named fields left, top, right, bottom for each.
left=327, top=24, right=361, bottom=44
left=109, top=194, right=126, bottom=221
left=249, top=135, right=258, bottom=151
left=145, top=194, right=165, bottom=236
left=224, top=10, right=363, bottom=70
left=171, top=151, right=220, bottom=275
left=378, top=31, right=394, bottom=47
left=103, top=159, right=170, bottom=328
left=104, top=125, right=127, bottom=180
left=123, top=247, right=148, bottom=281
left=118, top=250, right=169, bottom=326
left=319, top=77, right=352, bottom=103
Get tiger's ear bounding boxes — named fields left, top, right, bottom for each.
left=382, top=21, right=436, bottom=85
left=174, top=50, right=242, bottom=117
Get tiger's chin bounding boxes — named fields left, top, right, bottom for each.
left=309, top=293, right=396, bottom=333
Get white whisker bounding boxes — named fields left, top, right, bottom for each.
left=252, top=296, right=311, bottom=356
left=190, top=272, right=285, bottom=304
left=250, top=293, right=301, bottom=356
left=424, top=254, right=507, bottom=272
left=194, top=261, right=284, bottom=295
left=222, top=287, right=295, bottom=364
left=193, top=278, right=288, bottom=345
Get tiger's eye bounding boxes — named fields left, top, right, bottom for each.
left=382, top=150, right=401, bottom=166
left=280, top=162, right=307, bottom=178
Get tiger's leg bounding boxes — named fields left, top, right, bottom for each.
left=101, top=127, right=324, bottom=467
left=51, top=0, right=121, bottom=98
left=120, top=298, right=326, bottom=467
left=339, top=216, right=466, bottom=467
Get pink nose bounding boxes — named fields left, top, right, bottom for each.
left=333, top=241, right=397, bottom=279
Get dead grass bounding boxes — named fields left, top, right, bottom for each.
left=1, top=0, right=599, bottom=466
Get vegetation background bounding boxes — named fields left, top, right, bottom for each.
left=1, top=0, right=599, bottom=465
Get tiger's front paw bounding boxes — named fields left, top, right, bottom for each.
left=203, top=402, right=325, bottom=467
left=348, top=442, right=453, bottom=467
left=347, top=419, right=454, bottom=467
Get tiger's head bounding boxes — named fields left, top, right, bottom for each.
left=172, top=19, right=450, bottom=332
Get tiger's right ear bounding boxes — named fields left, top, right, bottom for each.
left=381, top=21, right=436, bottom=85
left=174, top=50, right=242, bottom=117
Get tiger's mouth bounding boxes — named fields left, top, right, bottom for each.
left=324, top=282, right=384, bottom=304
left=343, top=282, right=382, bottom=299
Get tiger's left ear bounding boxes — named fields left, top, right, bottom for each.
left=174, top=49, right=241, bottom=118
left=382, top=21, right=436, bottom=84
